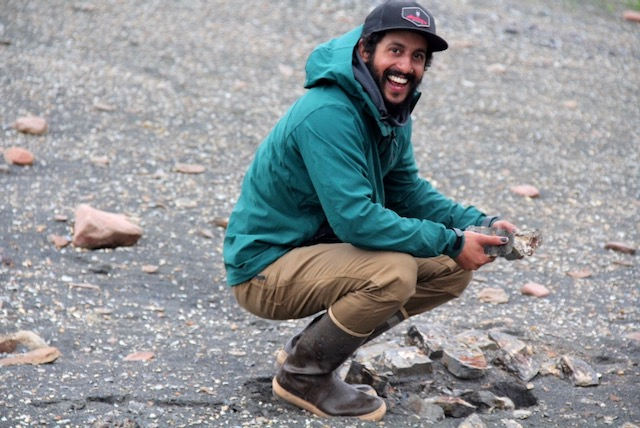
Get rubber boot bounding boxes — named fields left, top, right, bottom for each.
left=276, top=309, right=406, bottom=365
left=274, top=313, right=376, bottom=396
left=272, top=311, right=386, bottom=421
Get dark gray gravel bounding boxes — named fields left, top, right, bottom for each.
left=1, top=1, right=638, bottom=427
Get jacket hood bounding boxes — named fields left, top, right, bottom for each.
left=304, top=25, right=420, bottom=130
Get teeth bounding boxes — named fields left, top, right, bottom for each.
left=388, top=75, right=408, bottom=85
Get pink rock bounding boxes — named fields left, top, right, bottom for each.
left=3, top=147, right=35, bottom=165
left=510, top=185, right=540, bottom=198
left=14, top=116, right=48, bottom=135
left=477, top=287, right=509, bottom=304
left=48, top=234, right=71, bottom=249
left=520, top=282, right=551, bottom=298
left=623, top=10, right=640, bottom=23
left=604, top=241, right=636, bottom=255
left=72, top=204, right=143, bottom=249
left=175, top=163, right=205, bottom=174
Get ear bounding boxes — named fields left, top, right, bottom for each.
left=357, top=39, right=369, bottom=62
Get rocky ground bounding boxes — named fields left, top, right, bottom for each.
left=1, top=0, right=638, bottom=427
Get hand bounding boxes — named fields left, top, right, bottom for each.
left=454, top=230, right=510, bottom=271
left=492, top=220, right=519, bottom=233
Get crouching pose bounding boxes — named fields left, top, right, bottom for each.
left=223, top=0, right=517, bottom=421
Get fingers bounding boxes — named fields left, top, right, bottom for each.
left=478, top=234, right=510, bottom=246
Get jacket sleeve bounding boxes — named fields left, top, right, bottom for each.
left=383, top=132, right=487, bottom=230
left=296, top=105, right=472, bottom=259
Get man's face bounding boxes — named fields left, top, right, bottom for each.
left=359, top=30, right=428, bottom=111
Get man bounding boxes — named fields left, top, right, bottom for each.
left=223, top=0, right=518, bottom=421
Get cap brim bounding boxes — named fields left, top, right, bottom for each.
left=423, top=33, right=448, bottom=52
left=367, top=25, right=448, bottom=52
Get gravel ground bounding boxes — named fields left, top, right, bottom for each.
left=1, top=1, right=638, bottom=427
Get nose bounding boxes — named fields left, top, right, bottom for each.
left=396, top=54, right=413, bottom=74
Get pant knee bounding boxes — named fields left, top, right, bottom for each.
left=374, top=252, right=417, bottom=304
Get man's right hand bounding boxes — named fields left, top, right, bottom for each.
left=454, top=231, right=509, bottom=271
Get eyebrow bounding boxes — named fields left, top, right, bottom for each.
left=387, top=41, right=427, bottom=55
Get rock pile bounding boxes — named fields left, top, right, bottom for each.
left=344, top=322, right=600, bottom=423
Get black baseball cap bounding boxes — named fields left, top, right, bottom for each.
left=362, top=1, right=448, bottom=52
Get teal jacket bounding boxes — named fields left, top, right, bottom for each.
left=223, top=26, right=489, bottom=286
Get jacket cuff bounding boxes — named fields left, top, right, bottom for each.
left=481, top=215, right=500, bottom=227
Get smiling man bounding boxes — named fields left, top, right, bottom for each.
left=223, top=0, right=518, bottom=421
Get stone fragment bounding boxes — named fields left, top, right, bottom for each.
left=48, top=234, right=71, bottom=249
left=405, top=394, right=445, bottom=422
left=494, top=350, right=539, bottom=382
left=489, top=331, right=526, bottom=355
left=626, top=332, right=640, bottom=342
left=123, top=351, right=155, bottom=361
left=477, top=287, right=509, bottom=304
left=175, top=163, right=205, bottom=174
left=13, top=116, right=48, bottom=134
left=344, top=360, right=390, bottom=397
left=425, top=396, right=476, bottom=418
left=93, top=101, right=117, bottom=112
left=0, top=346, right=60, bottom=366
left=381, top=346, right=432, bottom=378
left=563, top=100, right=578, bottom=109
left=501, top=420, right=523, bottom=428
left=142, top=265, right=158, bottom=273
left=560, top=355, right=599, bottom=386
left=0, top=330, right=49, bottom=350
left=354, top=342, right=399, bottom=366
left=520, top=282, right=550, bottom=297
left=458, top=413, right=486, bottom=428
left=405, top=323, right=451, bottom=358
left=513, top=409, right=532, bottom=419
left=442, top=343, right=488, bottom=379
left=461, top=390, right=515, bottom=413
left=487, top=63, right=507, bottom=74
left=510, top=185, right=540, bottom=198
left=489, top=331, right=539, bottom=381
left=566, top=269, right=592, bottom=279
left=454, top=329, right=499, bottom=351
left=507, top=229, right=543, bottom=260
left=466, top=227, right=542, bottom=260
left=623, top=10, right=640, bottom=22
left=72, top=204, right=143, bottom=249
left=604, top=241, right=636, bottom=255
left=90, top=155, right=110, bottom=166
left=3, top=147, right=35, bottom=165
left=212, top=217, right=229, bottom=228
left=539, top=360, right=563, bottom=377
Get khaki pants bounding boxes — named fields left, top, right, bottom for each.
left=232, top=243, right=472, bottom=335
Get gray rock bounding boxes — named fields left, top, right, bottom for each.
left=382, top=346, right=433, bottom=378
left=426, top=395, right=477, bottom=418
left=442, top=343, right=488, bottom=379
left=560, top=355, right=600, bottom=387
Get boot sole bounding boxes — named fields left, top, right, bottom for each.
left=272, top=377, right=386, bottom=421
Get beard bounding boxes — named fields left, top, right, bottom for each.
left=365, top=59, right=422, bottom=118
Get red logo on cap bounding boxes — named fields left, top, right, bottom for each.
left=402, top=7, right=430, bottom=28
